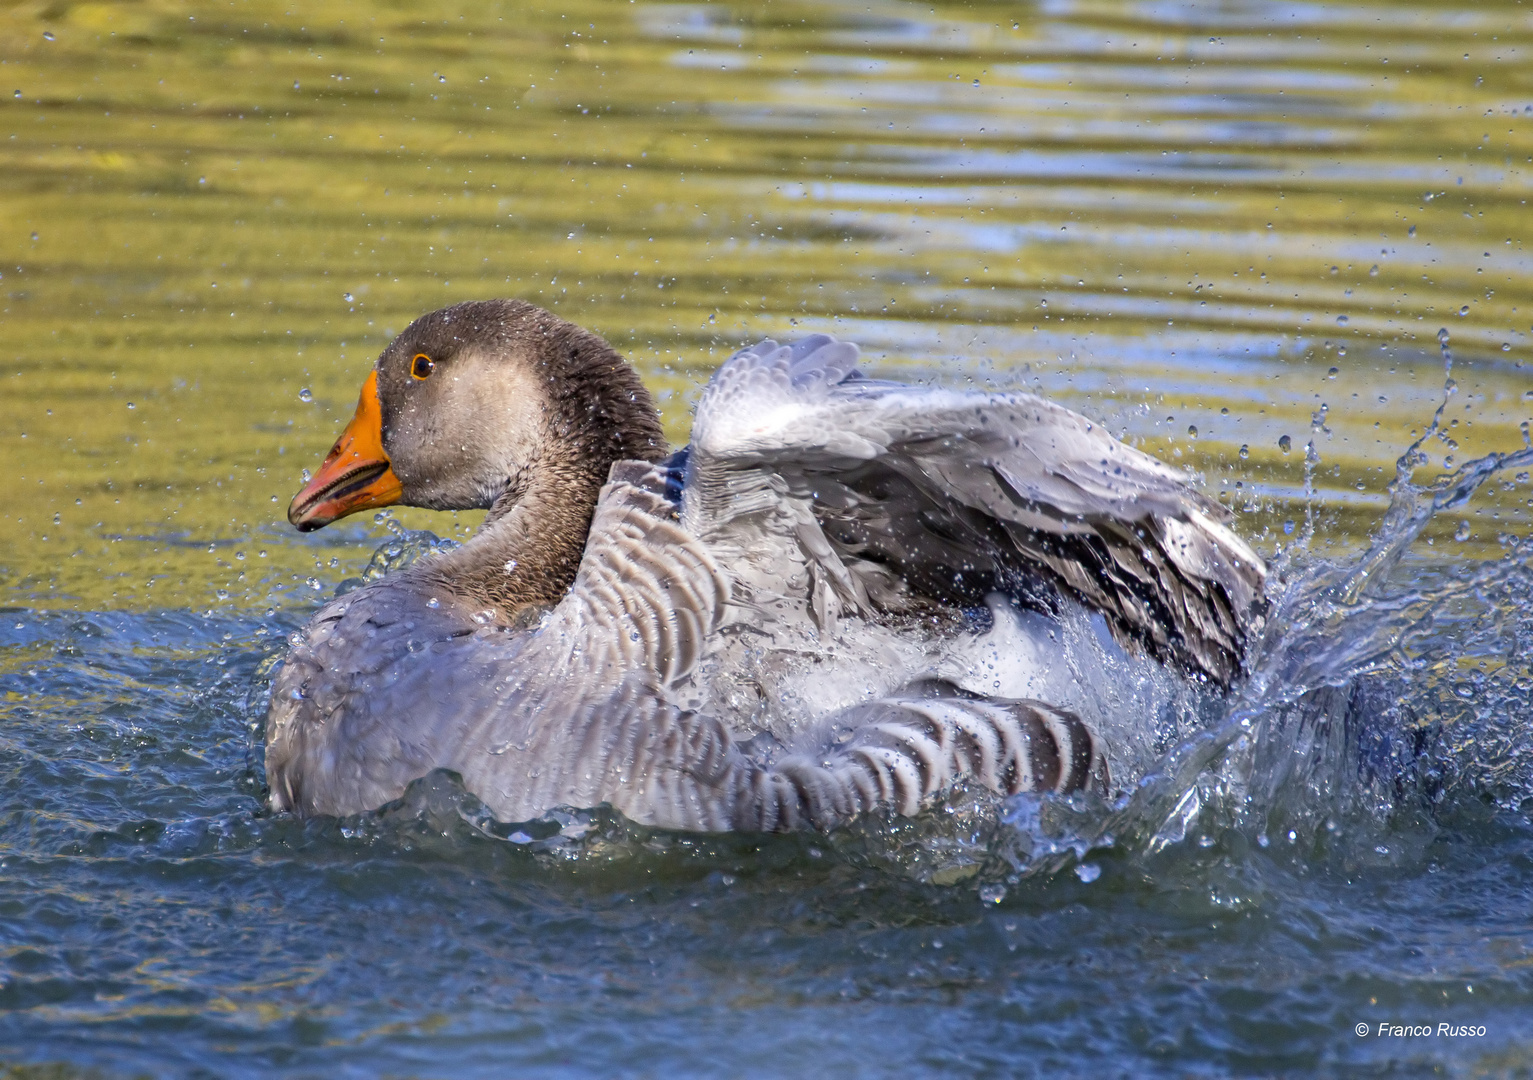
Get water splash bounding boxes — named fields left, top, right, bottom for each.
left=995, top=334, right=1533, bottom=882
left=337, top=520, right=461, bottom=594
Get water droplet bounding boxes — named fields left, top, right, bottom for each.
left=1459, top=305, right=1470, bottom=316
left=1075, top=863, right=1101, bottom=883
left=436, top=73, right=447, bottom=83
left=1187, top=425, right=1198, bottom=438
left=343, top=292, right=354, bottom=303
left=198, top=176, right=207, bottom=185
left=125, top=402, right=135, bottom=410
left=1438, top=327, right=1451, bottom=345
left=1502, top=343, right=1512, bottom=351
left=1369, top=264, right=1379, bottom=276
left=1283, top=519, right=1295, bottom=535
left=1336, top=314, right=1349, bottom=325
left=52, top=513, right=60, bottom=525
left=1409, top=225, right=1417, bottom=237
left=12, top=90, right=20, bottom=99
left=1452, top=680, right=1476, bottom=699
left=1328, top=367, right=1339, bottom=378
left=306, top=577, right=322, bottom=591
left=979, top=883, right=1006, bottom=904
left=298, top=387, right=313, bottom=402
left=1454, top=521, right=1471, bottom=542
left=426, top=597, right=440, bottom=608
left=1278, top=435, right=1292, bottom=453
left=42, top=30, right=54, bottom=41
left=1238, top=444, right=1249, bottom=459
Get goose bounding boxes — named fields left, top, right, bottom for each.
left=266, top=299, right=1267, bottom=832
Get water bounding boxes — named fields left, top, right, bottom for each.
left=4, top=0, right=1533, bottom=1074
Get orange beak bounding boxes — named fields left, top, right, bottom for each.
left=287, top=370, right=404, bottom=532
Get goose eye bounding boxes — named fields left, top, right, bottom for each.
left=410, top=354, right=435, bottom=380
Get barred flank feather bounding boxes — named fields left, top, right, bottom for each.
left=575, top=685, right=1109, bottom=834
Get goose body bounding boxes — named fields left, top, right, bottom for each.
left=266, top=300, right=1266, bottom=831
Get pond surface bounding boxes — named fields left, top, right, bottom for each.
left=3, top=0, right=1533, bottom=1075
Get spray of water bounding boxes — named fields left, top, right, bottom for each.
left=996, top=329, right=1533, bottom=881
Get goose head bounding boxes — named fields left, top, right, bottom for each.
left=287, top=299, right=666, bottom=531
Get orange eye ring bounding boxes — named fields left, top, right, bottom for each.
left=410, top=353, right=435, bottom=380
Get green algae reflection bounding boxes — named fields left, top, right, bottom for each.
left=2, top=0, right=1531, bottom=613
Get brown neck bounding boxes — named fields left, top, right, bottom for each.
left=416, top=456, right=610, bottom=619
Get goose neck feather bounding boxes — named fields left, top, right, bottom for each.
left=421, top=457, right=611, bottom=619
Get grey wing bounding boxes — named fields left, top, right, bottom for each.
left=265, top=583, right=489, bottom=817
left=683, top=336, right=1267, bottom=685
left=266, top=460, right=730, bottom=821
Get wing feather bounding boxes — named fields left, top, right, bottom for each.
left=683, top=335, right=1266, bottom=684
